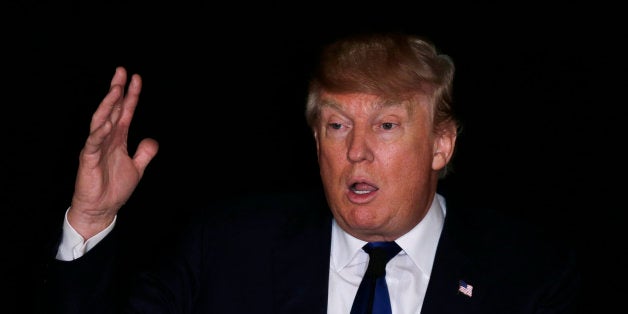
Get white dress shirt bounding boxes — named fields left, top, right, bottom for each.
left=326, top=193, right=446, bottom=314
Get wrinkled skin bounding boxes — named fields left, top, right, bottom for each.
left=313, top=92, right=456, bottom=242
left=68, top=67, right=159, bottom=239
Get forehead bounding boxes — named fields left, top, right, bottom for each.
left=320, top=92, right=401, bottom=111
left=318, top=92, right=427, bottom=116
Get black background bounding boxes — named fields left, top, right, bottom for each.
left=2, top=2, right=626, bottom=313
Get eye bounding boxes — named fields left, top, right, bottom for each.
left=329, top=122, right=343, bottom=130
left=381, top=122, right=396, bottom=130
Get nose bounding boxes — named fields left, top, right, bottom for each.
left=347, top=127, right=374, bottom=163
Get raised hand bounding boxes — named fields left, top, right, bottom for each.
left=67, top=67, right=159, bottom=239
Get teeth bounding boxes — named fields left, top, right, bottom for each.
left=354, top=190, right=370, bottom=194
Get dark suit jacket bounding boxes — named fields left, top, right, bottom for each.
left=37, top=190, right=580, bottom=313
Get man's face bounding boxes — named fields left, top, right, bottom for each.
left=314, top=92, right=453, bottom=242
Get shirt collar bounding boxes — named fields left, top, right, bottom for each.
left=330, top=193, right=447, bottom=274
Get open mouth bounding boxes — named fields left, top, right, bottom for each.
left=350, top=182, right=379, bottom=195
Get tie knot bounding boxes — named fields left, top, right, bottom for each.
left=363, top=241, right=401, bottom=278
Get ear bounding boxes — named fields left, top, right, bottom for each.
left=432, top=127, right=457, bottom=171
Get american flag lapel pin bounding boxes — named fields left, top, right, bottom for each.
left=458, top=280, right=473, bottom=298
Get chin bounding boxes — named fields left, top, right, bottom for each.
left=347, top=209, right=388, bottom=230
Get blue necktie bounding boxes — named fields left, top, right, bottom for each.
left=350, top=241, right=402, bottom=314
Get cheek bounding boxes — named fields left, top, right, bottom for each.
left=384, top=161, right=431, bottom=218
left=382, top=142, right=433, bottom=171
left=317, top=144, right=345, bottom=178
left=379, top=144, right=434, bottom=195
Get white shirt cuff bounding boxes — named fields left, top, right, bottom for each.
left=55, top=207, right=117, bottom=261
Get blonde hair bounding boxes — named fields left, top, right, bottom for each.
left=305, top=32, right=460, bottom=177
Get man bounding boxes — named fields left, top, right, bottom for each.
left=39, top=32, right=580, bottom=313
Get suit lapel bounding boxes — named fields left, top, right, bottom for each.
left=421, top=207, right=483, bottom=314
left=271, top=209, right=333, bottom=314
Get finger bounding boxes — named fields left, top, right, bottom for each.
left=82, top=119, right=113, bottom=156
left=117, top=73, right=143, bottom=129
left=90, top=67, right=127, bottom=132
left=110, top=66, right=128, bottom=89
left=106, top=68, right=133, bottom=126
left=133, top=138, right=159, bottom=178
